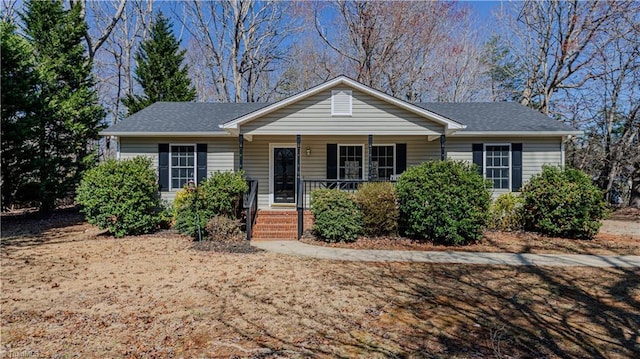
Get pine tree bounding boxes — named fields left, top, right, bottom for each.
left=482, top=35, right=522, bottom=102
left=1, top=20, right=38, bottom=209
left=123, top=12, right=196, bottom=114
left=21, top=0, right=105, bottom=212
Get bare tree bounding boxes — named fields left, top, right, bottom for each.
left=592, top=16, right=640, bottom=205
left=505, top=0, right=632, bottom=115
left=562, top=4, right=640, bottom=205
left=70, top=0, right=126, bottom=63
left=312, top=1, right=487, bottom=102
left=426, top=26, right=490, bottom=102
left=1, top=0, right=20, bottom=23
left=88, top=0, right=154, bottom=159
left=178, top=0, right=299, bottom=103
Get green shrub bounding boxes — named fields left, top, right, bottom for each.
left=489, top=193, right=524, bottom=231
left=172, top=188, right=192, bottom=219
left=355, top=182, right=398, bottom=236
left=174, top=171, right=248, bottom=239
left=396, top=160, right=491, bottom=245
left=206, top=215, right=242, bottom=242
left=311, top=188, right=362, bottom=242
left=76, top=157, right=164, bottom=237
left=521, top=166, right=608, bottom=239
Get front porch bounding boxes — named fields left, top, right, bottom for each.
left=238, top=134, right=446, bottom=210
left=240, top=134, right=446, bottom=240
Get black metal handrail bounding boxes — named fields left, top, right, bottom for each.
left=300, top=179, right=395, bottom=210
left=243, top=179, right=259, bottom=240
left=296, top=178, right=395, bottom=239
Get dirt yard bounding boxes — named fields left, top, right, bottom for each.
left=1, top=211, right=639, bottom=358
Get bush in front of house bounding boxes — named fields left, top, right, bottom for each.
left=489, top=193, right=524, bottom=231
left=396, top=160, right=491, bottom=245
left=76, top=156, right=164, bottom=237
left=173, top=171, right=248, bottom=239
left=206, top=215, right=243, bottom=242
left=354, top=182, right=398, bottom=236
left=311, top=188, right=362, bottom=242
left=521, top=166, right=608, bottom=239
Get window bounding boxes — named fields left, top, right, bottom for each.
left=171, top=145, right=195, bottom=190
left=372, top=145, right=395, bottom=180
left=331, top=90, right=352, bottom=116
left=485, top=144, right=510, bottom=189
left=338, top=145, right=363, bottom=179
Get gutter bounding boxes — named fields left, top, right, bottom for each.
left=99, top=131, right=234, bottom=137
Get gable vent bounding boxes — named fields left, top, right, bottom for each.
left=331, top=90, right=352, bottom=116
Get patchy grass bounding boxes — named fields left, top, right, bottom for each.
left=1, top=212, right=639, bottom=358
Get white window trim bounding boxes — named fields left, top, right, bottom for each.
left=268, top=143, right=297, bottom=207
left=483, top=143, right=512, bottom=191
left=372, top=144, right=396, bottom=180
left=169, top=143, right=197, bottom=191
left=331, top=90, right=352, bottom=116
left=337, top=144, right=365, bottom=180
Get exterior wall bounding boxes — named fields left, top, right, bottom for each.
left=243, top=135, right=441, bottom=208
left=119, top=136, right=238, bottom=202
left=447, top=136, right=563, bottom=196
left=241, top=86, right=445, bottom=135
left=119, top=134, right=563, bottom=206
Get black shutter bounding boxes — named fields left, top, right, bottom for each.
left=158, top=144, right=169, bottom=192
left=327, top=144, right=337, bottom=179
left=396, top=143, right=407, bottom=175
left=197, top=143, right=207, bottom=184
left=472, top=143, right=483, bottom=175
left=512, top=143, right=523, bottom=191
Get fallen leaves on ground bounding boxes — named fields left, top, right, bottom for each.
left=1, top=210, right=639, bottom=358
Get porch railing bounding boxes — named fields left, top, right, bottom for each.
left=243, top=179, right=259, bottom=240
left=297, top=178, right=396, bottom=239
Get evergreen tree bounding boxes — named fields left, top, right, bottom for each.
left=123, top=12, right=196, bottom=114
left=482, top=35, right=522, bottom=102
left=1, top=20, right=38, bottom=209
left=21, top=0, right=105, bottom=212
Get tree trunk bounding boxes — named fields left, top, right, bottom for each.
left=630, top=164, right=640, bottom=208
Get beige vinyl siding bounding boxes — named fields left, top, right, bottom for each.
left=446, top=137, right=562, bottom=195
left=243, top=135, right=441, bottom=208
left=119, top=137, right=238, bottom=202
left=241, top=86, right=444, bottom=136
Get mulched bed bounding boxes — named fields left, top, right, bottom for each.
left=609, top=206, right=640, bottom=221
left=301, top=229, right=640, bottom=255
left=192, top=239, right=263, bottom=254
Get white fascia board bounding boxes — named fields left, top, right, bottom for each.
left=99, top=131, right=234, bottom=137
left=451, top=131, right=583, bottom=137
left=221, top=75, right=465, bottom=131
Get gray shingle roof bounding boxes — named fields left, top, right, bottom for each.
left=102, top=100, right=578, bottom=135
left=416, top=102, right=577, bottom=132
left=103, top=102, right=271, bottom=134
